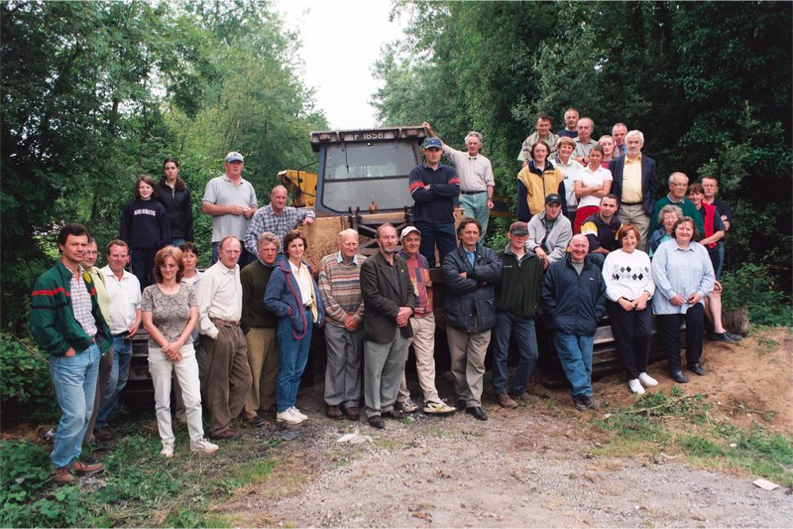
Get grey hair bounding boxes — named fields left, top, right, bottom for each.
left=668, top=171, right=689, bottom=185
left=257, top=231, right=280, bottom=251
left=465, top=131, right=484, bottom=143
left=338, top=228, right=359, bottom=241
left=625, top=130, right=644, bottom=144
left=657, top=204, right=684, bottom=224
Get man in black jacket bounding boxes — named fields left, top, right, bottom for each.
left=542, top=234, right=606, bottom=411
left=442, top=218, right=502, bottom=421
left=360, top=224, right=416, bottom=429
left=492, top=222, right=543, bottom=409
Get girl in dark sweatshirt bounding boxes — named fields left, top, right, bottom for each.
left=120, top=175, right=171, bottom=289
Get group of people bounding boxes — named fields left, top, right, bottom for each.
left=31, top=111, right=739, bottom=484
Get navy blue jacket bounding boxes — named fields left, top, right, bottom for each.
left=442, top=244, right=502, bottom=332
left=264, top=255, right=325, bottom=339
left=542, top=254, right=606, bottom=336
left=408, top=162, right=461, bottom=224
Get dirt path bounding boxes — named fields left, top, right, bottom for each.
left=217, top=329, right=793, bottom=527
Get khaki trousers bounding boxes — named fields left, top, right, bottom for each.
left=618, top=203, right=650, bottom=252
left=83, top=348, right=113, bottom=445
left=364, top=328, right=409, bottom=418
left=447, top=326, right=491, bottom=407
left=197, top=324, right=252, bottom=436
left=244, top=327, right=279, bottom=416
left=398, top=313, right=440, bottom=404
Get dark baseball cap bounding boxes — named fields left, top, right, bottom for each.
left=509, top=221, right=529, bottom=235
left=422, top=138, right=442, bottom=149
left=545, top=193, right=562, bottom=205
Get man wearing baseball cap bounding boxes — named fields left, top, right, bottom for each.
left=408, top=137, right=461, bottom=267
left=492, top=221, right=544, bottom=409
left=395, top=226, right=456, bottom=415
left=202, top=151, right=259, bottom=265
left=526, top=193, right=573, bottom=270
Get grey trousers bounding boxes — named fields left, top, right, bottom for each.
left=447, top=326, right=491, bottom=407
left=324, top=323, right=363, bottom=408
left=618, top=203, right=650, bottom=252
left=364, top=328, right=409, bottom=418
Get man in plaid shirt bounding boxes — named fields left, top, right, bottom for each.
left=244, top=185, right=315, bottom=255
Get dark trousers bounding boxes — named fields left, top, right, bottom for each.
left=83, top=348, right=113, bottom=445
left=414, top=220, right=456, bottom=268
left=131, top=247, right=157, bottom=290
left=197, top=324, right=253, bottom=436
left=606, top=301, right=652, bottom=379
left=656, top=304, right=705, bottom=373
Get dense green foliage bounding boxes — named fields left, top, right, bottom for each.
left=1, top=0, right=327, bottom=334
left=373, top=1, right=792, bottom=298
left=0, top=334, right=56, bottom=411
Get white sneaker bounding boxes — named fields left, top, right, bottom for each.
left=290, top=407, right=308, bottom=421
left=277, top=408, right=303, bottom=425
left=190, top=438, right=220, bottom=454
left=160, top=442, right=174, bottom=458
left=638, top=372, right=658, bottom=387
left=628, top=379, right=645, bottom=395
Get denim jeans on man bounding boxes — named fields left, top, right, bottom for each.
left=491, top=310, right=539, bottom=396
left=94, top=334, right=132, bottom=428
left=553, top=333, right=594, bottom=397
left=276, top=308, right=313, bottom=413
left=49, top=343, right=100, bottom=468
left=414, top=220, right=456, bottom=268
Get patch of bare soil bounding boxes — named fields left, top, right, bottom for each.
left=221, top=328, right=793, bottom=528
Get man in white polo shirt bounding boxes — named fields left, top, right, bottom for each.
left=202, top=151, right=259, bottom=266
left=95, top=239, right=141, bottom=443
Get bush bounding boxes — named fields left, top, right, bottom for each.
left=0, top=334, right=55, bottom=410
left=0, top=440, right=86, bottom=527
left=720, top=264, right=793, bottom=327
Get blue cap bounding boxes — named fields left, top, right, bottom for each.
left=422, top=138, right=442, bottom=149
left=225, top=151, right=244, bottom=163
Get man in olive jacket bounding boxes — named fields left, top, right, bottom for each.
left=360, top=224, right=416, bottom=429
left=30, top=223, right=111, bottom=485
left=492, top=222, right=543, bottom=409
left=442, top=218, right=502, bottom=421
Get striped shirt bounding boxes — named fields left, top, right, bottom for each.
left=318, top=251, right=366, bottom=327
left=71, top=267, right=97, bottom=338
left=399, top=250, right=433, bottom=317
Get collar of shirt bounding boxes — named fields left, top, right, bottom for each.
left=463, top=247, right=476, bottom=267
left=334, top=251, right=361, bottom=265
left=222, top=173, right=247, bottom=187
left=625, top=153, right=643, bottom=164
left=673, top=241, right=695, bottom=252
left=421, top=161, right=445, bottom=171
left=214, top=261, right=238, bottom=275
left=101, top=265, right=133, bottom=281
left=468, top=155, right=477, bottom=161
left=265, top=204, right=285, bottom=217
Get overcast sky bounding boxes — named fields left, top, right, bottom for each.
left=273, top=0, right=407, bottom=130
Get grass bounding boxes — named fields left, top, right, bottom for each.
left=595, top=388, right=793, bottom=487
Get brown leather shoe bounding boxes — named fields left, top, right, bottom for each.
left=496, top=392, right=518, bottom=409
left=326, top=405, right=344, bottom=420
left=72, top=459, right=104, bottom=476
left=368, top=415, right=385, bottom=429
left=54, top=466, right=75, bottom=486
left=343, top=406, right=359, bottom=421
left=210, top=428, right=241, bottom=440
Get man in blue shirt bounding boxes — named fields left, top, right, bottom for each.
left=408, top=138, right=461, bottom=267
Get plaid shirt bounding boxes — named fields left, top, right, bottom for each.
left=71, top=266, right=98, bottom=338
left=244, top=204, right=315, bottom=255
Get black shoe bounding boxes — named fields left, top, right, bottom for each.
left=381, top=409, right=405, bottom=420
left=726, top=332, right=743, bottom=342
left=710, top=332, right=737, bottom=344
left=581, top=395, right=600, bottom=411
left=573, top=396, right=588, bottom=412
left=455, top=399, right=467, bottom=412
left=246, top=415, right=266, bottom=427
left=367, top=415, right=384, bottom=429
left=671, top=371, right=690, bottom=384
left=465, top=407, right=488, bottom=421
left=689, top=363, right=707, bottom=376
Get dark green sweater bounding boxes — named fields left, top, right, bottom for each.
left=241, top=260, right=278, bottom=333
left=495, top=245, right=543, bottom=319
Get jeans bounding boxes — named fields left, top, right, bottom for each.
left=131, top=247, right=157, bottom=290
left=94, top=334, right=132, bottom=429
left=212, top=241, right=254, bottom=267
left=553, top=332, right=594, bottom=397
left=171, top=238, right=186, bottom=247
left=414, top=220, right=457, bottom=268
left=276, top=309, right=313, bottom=413
left=491, top=311, right=539, bottom=396
left=49, top=343, right=100, bottom=468
left=459, top=192, right=490, bottom=238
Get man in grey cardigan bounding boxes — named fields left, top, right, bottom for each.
left=527, top=194, right=573, bottom=270
left=360, top=224, right=416, bottom=429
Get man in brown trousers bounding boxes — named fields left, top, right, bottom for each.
left=196, top=236, right=253, bottom=439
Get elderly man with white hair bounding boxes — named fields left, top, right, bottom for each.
left=608, top=130, right=658, bottom=250
left=423, top=121, right=495, bottom=236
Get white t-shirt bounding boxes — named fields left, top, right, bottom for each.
left=574, top=165, right=613, bottom=209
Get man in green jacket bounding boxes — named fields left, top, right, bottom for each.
left=492, top=221, right=544, bottom=409
left=29, top=223, right=111, bottom=486
left=649, top=172, right=705, bottom=235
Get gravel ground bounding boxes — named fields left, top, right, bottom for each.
left=219, top=399, right=792, bottom=528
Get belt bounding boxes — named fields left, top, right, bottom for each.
left=210, top=317, right=240, bottom=327
left=621, top=202, right=642, bottom=206
left=112, top=332, right=128, bottom=338
left=461, top=190, right=486, bottom=195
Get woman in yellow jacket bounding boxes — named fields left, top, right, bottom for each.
left=516, top=141, right=566, bottom=221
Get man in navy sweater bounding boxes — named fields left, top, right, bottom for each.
left=408, top=138, right=461, bottom=267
